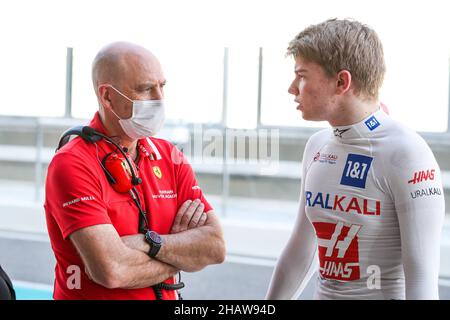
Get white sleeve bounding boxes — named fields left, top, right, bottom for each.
left=388, top=137, right=445, bottom=299
left=265, top=139, right=318, bottom=300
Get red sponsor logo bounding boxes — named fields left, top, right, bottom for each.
left=313, top=152, right=338, bottom=164
left=305, top=191, right=381, bottom=216
left=408, top=169, right=435, bottom=184
left=313, top=221, right=361, bottom=281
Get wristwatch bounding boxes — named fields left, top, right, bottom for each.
left=145, top=230, right=163, bottom=258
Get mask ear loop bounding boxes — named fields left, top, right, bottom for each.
left=110, top=108, right=125, bottom=121
left=107, top=85, right=134, bottom=102
left=104, top=84, right=135, bottom=121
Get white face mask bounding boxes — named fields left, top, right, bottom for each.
left=108, top=85, right=165, bottom=140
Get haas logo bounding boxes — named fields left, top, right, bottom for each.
left=313, top=221, right=361, bottom=281
left=408, top=169, right=435, bottom=184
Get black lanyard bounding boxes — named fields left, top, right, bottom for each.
left=129, top=187, right=149, bottom=233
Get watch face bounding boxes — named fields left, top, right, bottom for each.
left=149, top=231, right=162, bottom=244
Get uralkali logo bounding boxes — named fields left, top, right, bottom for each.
left=408, top=169, right=435, bottom=184
left=305, top=191, right=381, bottom=216
left=313, top=152, right=338, bottom=164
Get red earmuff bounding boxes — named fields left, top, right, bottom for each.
left=102, top=152, right=139, bottom=193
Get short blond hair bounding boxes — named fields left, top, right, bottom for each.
left=287, top=18, right=385, bottom=100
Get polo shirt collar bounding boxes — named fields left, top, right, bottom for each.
left=88, top=111, right=110, bottom=136
left=139, top=137, right=162, bottom=161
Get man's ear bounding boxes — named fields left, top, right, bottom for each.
left=97, top=84, right=113, bottom=110
left=335, top=70, right=352, bottom=95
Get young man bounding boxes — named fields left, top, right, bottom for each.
left=266, top=19, right=445, bottom=300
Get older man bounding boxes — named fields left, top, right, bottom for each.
left=44, top=42, right=225, bottom=300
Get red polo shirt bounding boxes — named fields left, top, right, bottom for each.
left=44, top=112, right=212, bottom=300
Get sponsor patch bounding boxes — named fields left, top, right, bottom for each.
left=153, top=166, right=162, bottom=179
left=313, top=152, right=338, bottom=165
left=333, top=128, right=351, bottom=138
left=152, top=189, right=177, bottom=199
left=340, top=154, right=373, bottom=189
left=62, top=196, right=96, bottom=208
left=410, top=187, right=442, bottom=199
left=408, top=169, right=435, bottom=184
left=305, top=191, right=381, bottom=216
left=313, top=221, right=361, bottom=281
left=365, top=115, right=380, bottom=131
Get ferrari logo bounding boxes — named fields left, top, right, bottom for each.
left=153, top=166, right=162, bottom=179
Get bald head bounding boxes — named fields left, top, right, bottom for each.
left=91, top=42, right=162, bottom=97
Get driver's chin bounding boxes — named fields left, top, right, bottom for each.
left=300, top=111, right=312, bottom=121
left=300, top=110, right=323, bottom=122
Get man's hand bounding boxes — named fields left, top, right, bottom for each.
left=120, top=200, right=224, bottom=273
left=170, top=199, right=207, bottom=234
left=70, top=224, right=179, bottom=289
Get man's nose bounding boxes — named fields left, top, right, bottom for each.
left=288, top=80, right=298, bottom=96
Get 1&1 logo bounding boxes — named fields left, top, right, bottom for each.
left=340, top=154, right=373, bottom=189
left=365, top=116, right=380, bottom=131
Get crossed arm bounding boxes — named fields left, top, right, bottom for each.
left=122, top=200, right=226, bottom=272
left=70, top=199, right=226, bottom=290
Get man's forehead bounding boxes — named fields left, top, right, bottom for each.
left=294, top=57, right=323, bottom=73
left=294, top=56, right=309, bottom=71
left=125, top=51, right=160, bottom=71
left=122, top=53, right=165, bottom=84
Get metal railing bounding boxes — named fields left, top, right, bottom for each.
left=0, top=47, right=450, bottom=210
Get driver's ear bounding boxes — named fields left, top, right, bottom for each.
left=335, top=70, right=352, bottom=95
